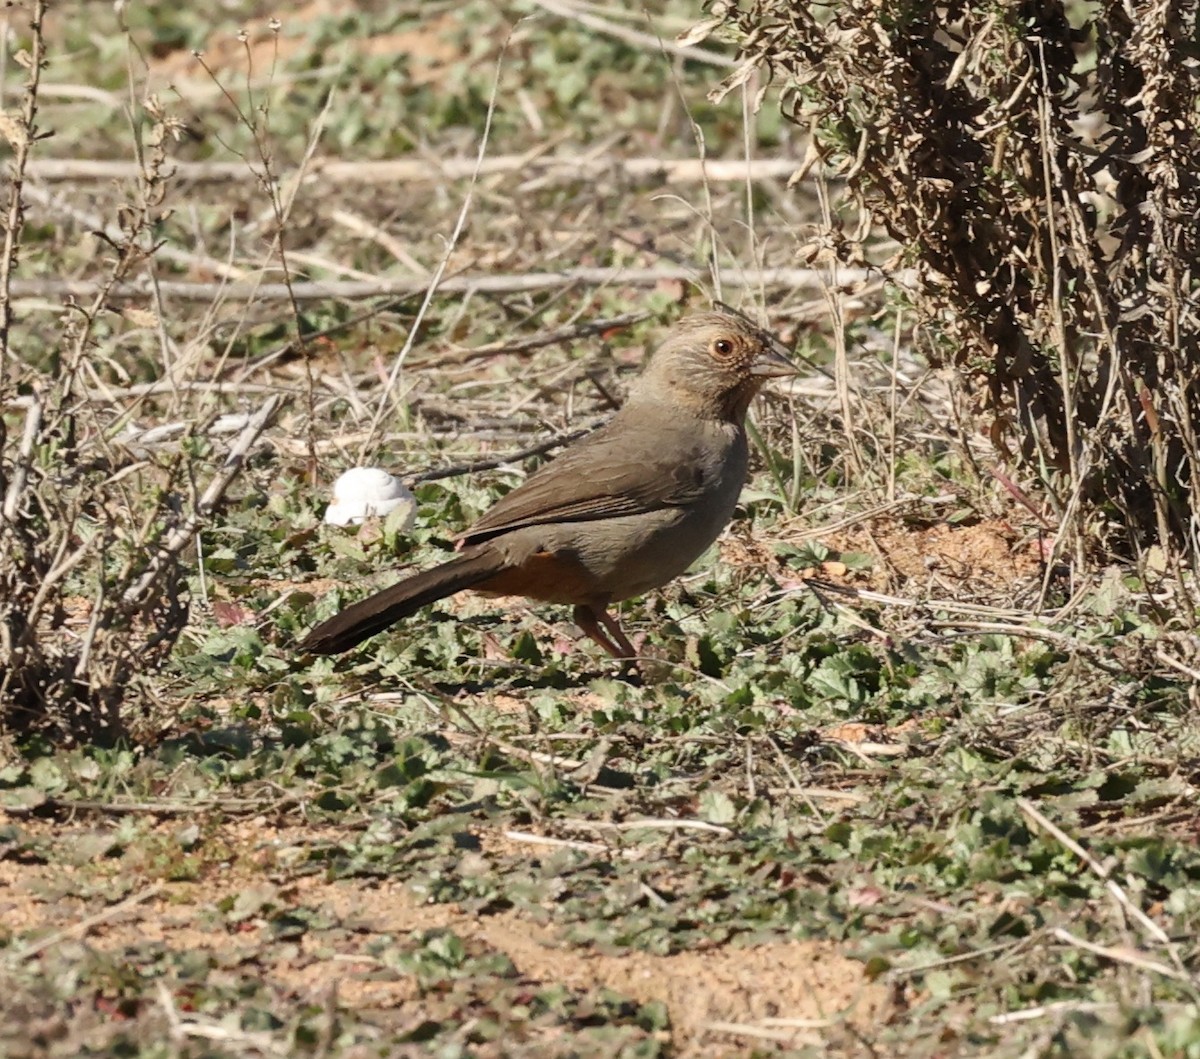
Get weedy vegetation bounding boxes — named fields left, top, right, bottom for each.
left=1, top=1, right=1199, bottom=1056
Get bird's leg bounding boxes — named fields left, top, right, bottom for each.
left=595, top=607, right=638, bottom=658
left=572, top=604, right=637, bottom=660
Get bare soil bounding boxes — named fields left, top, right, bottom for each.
left=2, top=813, right=892, bottom=1054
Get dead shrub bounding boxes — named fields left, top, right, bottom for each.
left=709, top=1, right=1200, bottom=586
left=0, top=3, right=277, bottom=743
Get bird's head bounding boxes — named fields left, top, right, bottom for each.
left=632, top=311, right=797, bottom=423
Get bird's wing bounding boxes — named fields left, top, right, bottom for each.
left=457, top=418, right=733, bottom=546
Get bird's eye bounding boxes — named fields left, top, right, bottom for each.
left=712, top=338, right=734, bottom=357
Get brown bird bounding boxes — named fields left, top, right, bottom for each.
left=300, top=311, right=795, bottom=660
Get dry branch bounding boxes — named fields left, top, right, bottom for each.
left=14, top=882, right=166, bottom=961
left=7, top=266, right=895, bottom=304
left=22, top=155, right=806, bottom=185
left=0, top=0, right=48, bottom=386
left=527, top=0, right=736, bottom=68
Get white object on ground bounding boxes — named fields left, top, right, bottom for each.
left=324, top=467, right=417, bottom=528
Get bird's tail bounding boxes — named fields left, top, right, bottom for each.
left=299, top=547, right=505, bottom=655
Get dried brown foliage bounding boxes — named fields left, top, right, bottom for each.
left=712, top=0, right=1200, bottom=574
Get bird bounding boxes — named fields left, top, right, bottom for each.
left=300, top=310, right=796, bottom=661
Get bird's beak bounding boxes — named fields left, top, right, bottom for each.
left=749, top=342, right=799, bottom=378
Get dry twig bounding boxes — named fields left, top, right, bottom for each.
left=6, top=266, right=894, bottom=304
